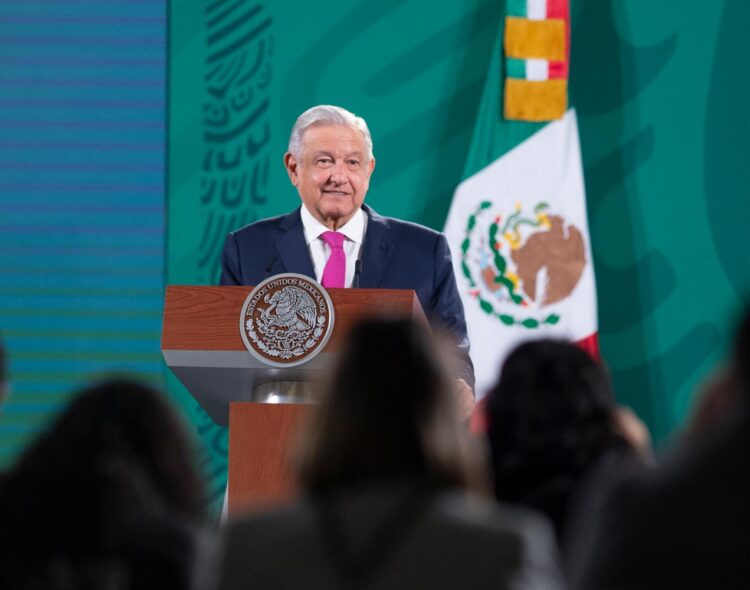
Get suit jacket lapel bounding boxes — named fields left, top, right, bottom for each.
left=359, top=204, right=394, bottom=288
left=275, top=207, right=316, bottom=278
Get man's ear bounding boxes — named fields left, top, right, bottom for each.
left=284, top=152, right=299, bottom=186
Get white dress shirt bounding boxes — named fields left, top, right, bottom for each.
left=300, top=205, right=367, bottom=288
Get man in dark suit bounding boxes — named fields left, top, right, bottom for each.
left=220, top=105, right=474, bottom=408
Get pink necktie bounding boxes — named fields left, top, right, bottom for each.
left=321, top=231, right=346, bottom=288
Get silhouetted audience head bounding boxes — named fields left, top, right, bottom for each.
left=685, top=308, right=750, bottom=438
left=725, top=305, right=750, bottom=401
left=486, top=339, right=632, bottom=537
left=732, top=306, right=750, bottom=393
left=684, top=366, right=740, bottom=439
left=569, top=308, right=750, bottom=590
left=297, top=318, right=481, bottom=494
left=218, top=320, right=566, bottom=590
left=0, top=378, right=205, bottom=589
left=31, top=378, right=203, bottom=515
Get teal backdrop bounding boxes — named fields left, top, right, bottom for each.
left=1, top=1, right=748, bottom=516
left=0, top=1, right=167, bottom=472
left=168, top=0, right=749, bottom=508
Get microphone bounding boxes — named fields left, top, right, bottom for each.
left=262, top=255, right=277, bottom=280
left=353, top=259, right=363, bottom=288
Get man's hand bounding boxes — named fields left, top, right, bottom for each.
left=612, top=406, right=652, bottom=457
left=455, top=378, right=475, bottom=420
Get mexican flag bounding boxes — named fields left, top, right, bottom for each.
left=444, top=0, right=598, bottom=399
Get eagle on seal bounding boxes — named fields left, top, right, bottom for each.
left=260, top=286, right=317, bottom=331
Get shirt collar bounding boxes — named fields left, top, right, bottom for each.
left=300, top=204, right=366, bottom=245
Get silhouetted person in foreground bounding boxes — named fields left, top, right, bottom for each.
left=682, top=365, right=741, bottom=441
left=485, top=340, right=651, bottom=563
left=575, top=307, right=750, bottom=590
left=0, top=378, right=208, bottom=590
left=218, top=318, right=564, bottom=590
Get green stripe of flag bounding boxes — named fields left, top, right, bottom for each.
left=506, top=0, right=527, bottom=18
left=506, top=57, right=527, bottom=79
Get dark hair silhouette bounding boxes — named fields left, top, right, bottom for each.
left=486, top=339, right=627, bottom=536
left=34, top=378, right=203, bottom=515
left=0, top=378, right=205, bottom=589
left=685, top=306, right=750, bottom=437
left=297, top=318, right=480, bottom=494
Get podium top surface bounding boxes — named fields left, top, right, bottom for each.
left=162, top=285, right=427, bottom=352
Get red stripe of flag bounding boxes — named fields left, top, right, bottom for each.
left=575, top=332, right=600, bottom=361
left=547, top=0, right=570, bottom=66
left=548, top=60, right=569, bottom=79
left=546, top=0, right=569, bottom=19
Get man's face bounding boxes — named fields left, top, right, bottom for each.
left=285, top=124, right=375, bottom=230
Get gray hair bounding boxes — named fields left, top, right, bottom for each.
left=288, top=105, right=373, bottom=161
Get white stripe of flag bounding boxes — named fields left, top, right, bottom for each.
left=526, top=58, right=549, bottom=81
left=527, top=0, right=547, bottom=20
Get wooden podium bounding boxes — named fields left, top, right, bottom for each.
left=162, top=285, right=427, bottom=515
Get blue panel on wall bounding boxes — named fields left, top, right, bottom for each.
left=0, top=0, right=166, bottom=466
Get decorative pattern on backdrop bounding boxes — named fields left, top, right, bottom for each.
left=198, top=1, right=273, bottom=285
left=171, top=0, right=275, bottom=514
